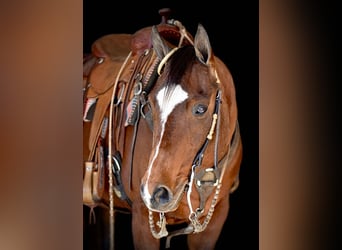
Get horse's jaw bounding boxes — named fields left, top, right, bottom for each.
left=140, top=181, right=188, bottom=213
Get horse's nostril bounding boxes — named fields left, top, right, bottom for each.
left=151, top=186, right=170, bottom=205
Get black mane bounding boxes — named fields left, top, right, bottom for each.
left=165, top=45, right=196, bottom=88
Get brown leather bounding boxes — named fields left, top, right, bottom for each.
left=86, top=35, right=132, bottom=99
left=83, top=35, right=133, bottom=206
left=87, top=86, right=111, bottom=155
left=92, top=34, right=132, bottom=59
left=83, top=161, right=95, bottom=206
left=83, top=54, right=97, bottom=78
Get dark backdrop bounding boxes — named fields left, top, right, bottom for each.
left=83, top=1, right=259, bottom=249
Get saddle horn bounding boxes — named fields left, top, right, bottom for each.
left=159, top=8, right=172, bottom=24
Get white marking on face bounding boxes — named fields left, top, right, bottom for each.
left=156, top=85, right=189, bottom=123
left=142, top=84, right=188, bottom=203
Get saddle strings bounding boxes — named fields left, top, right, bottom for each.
left=107, top=50, right=132, bottom=250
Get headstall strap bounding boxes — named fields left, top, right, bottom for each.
left=183, top=89, right=226, bottom=234
left=191, top=90, right=221, bottom=170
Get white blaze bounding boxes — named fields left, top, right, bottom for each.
left=142, top=85, right=188, bottom=202
left=157, top=85, right=189, bottom=123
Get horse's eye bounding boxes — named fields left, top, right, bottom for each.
left=193, top=104, right=208, bottom=116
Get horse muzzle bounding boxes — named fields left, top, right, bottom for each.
left=140, top=182, right=187, bottom=212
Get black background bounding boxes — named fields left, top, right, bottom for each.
left=84, top=1, right=259, bottom=249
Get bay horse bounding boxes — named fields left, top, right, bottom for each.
left=83, top=10, right=242, bottom=250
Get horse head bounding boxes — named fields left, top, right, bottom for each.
left=140, top=24, right=240, bottom=216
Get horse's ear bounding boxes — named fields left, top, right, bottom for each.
left=151, top=25, right=171, bottom=59
left=194, top=24, right=212, bottom=65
